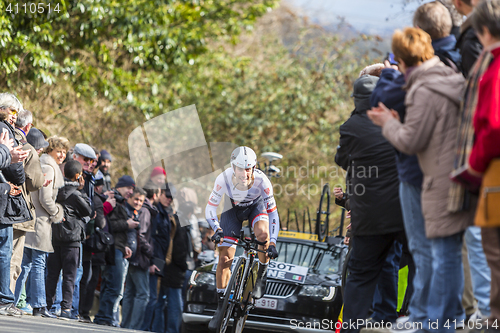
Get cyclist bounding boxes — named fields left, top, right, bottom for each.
left=206, top=146, right=279, bottom=331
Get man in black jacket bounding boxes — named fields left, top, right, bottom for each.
left=0, top=93, right=29, bottom=318
left=78, top=175, right=109, bottom=323
left=335, top=75, right=405, bottom=333
left=46, top=160, right=92, bottom=320
left=71, top=143, right=97, bottom=320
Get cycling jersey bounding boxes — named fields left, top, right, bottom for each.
left=205, top=167, right=280, bottom=244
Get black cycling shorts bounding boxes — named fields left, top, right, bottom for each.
left=219, top=196, right=269, bottom=247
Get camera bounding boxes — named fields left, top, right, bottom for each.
left=112, top=189, right=125, bottom=204
left=132, top=210, right=141, bottom=230
left=385, top=52, right=398, bottom=66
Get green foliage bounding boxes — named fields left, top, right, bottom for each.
left=0, top=0, right=278, bottom=108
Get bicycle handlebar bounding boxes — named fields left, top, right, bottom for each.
left=223, top=230, right=267, bottom=253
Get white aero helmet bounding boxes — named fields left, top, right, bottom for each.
left=230, top=146, right=257, bottom=170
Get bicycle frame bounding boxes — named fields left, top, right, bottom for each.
left=219, top=230, right=267, bottom=333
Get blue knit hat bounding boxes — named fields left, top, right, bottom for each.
left=100, top=149, right=112, bottom=161
left=115, top=175, right=135, bottom=188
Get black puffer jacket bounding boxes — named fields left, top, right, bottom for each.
left=0, top=144, right=12, bottom=214
left=53, top=180, right=92, bottom=247
left=0, top=118, right=30, bottom=225
left=0, top=120, right=25, bottom=186
left=335, top=92, right=404, bottom=237
left=107, top=203, right=130, bottom=255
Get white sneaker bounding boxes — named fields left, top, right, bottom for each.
left=396, top=316, right=410, bottom=324
left=469, top=309, right=483, bottom=323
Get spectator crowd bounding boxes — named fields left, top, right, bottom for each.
left=0, top=93, right=209, bottom=333
left=335, top=1, right=500, bottom=333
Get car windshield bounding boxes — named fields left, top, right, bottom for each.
left=235, top=239, right=342, bottom=275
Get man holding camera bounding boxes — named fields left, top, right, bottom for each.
left=94, top=175, right=139, bottom=326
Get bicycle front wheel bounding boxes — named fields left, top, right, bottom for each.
left=219, top=257, right=246, bottom=333
left=232, top=312, right=249, bottom=333
left=232, top=261, right=258, bottom=333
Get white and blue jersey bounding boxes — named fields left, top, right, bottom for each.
left=205, top=168, right=279, bottom=245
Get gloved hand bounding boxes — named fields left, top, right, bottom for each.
left=211, top=229, right=224, bottom=244
left=266, top=245, right=278, bottom=259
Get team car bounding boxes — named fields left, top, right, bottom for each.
left=182, top=228, right=347, bottom=333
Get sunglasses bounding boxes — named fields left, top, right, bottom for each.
left=8, top=108, right=18, bottom=115
left=82, top=156, right=95, bottom=163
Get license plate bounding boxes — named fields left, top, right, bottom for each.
left=254, top=298, right=277, bottom=310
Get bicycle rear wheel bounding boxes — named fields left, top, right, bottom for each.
left=219, top=257, right=246, bottom=333
left=316, top=183, right=330, bottom=242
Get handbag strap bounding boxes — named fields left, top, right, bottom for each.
left=165, top=214, right=177, bottom=265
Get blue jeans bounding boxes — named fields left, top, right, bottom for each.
left=142, top=274, right=159, bottom=331
left=371, top=241, right=402, bottom=323
left=112, top=258, right=128, bottom=326
left=94, top=249, right=126, bottom=325
left=15, top=248, right=48, bottom=308
left=399, top=182, right=432, bottom=325
left=0, top=224, right=14, bottom=304
left=121, top=265, right=150, bottom=329
left=427, top=232, right=464, bottom=333
left=152, top=287, right=183, bottom=333
left=465, top=226, right=491, bottom=316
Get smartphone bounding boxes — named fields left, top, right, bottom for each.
left=385, top=52, right=398, bottom=66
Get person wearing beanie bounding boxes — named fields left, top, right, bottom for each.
left=115, top=175, right=135, bottom=189
left=335, top=74, right=405, bottom=333
left=149, top=167, right=166, bottom=187
left=94, top=174, right=138, bottom=327
left=98, top=149, right=112, bottom=193
left=26, top=128, right=49, bottom=155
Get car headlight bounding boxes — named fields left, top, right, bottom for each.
left=189, top=271, right=216, bottom=286
left=299, top=285, right=335, bottom=300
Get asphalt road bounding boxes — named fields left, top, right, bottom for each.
left=0, top=315, right=141, bottom=333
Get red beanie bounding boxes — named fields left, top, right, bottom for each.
left=150, top=166, right=166, bottom=178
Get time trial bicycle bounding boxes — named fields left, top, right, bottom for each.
left=214, top=230, right=268, bottom=333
